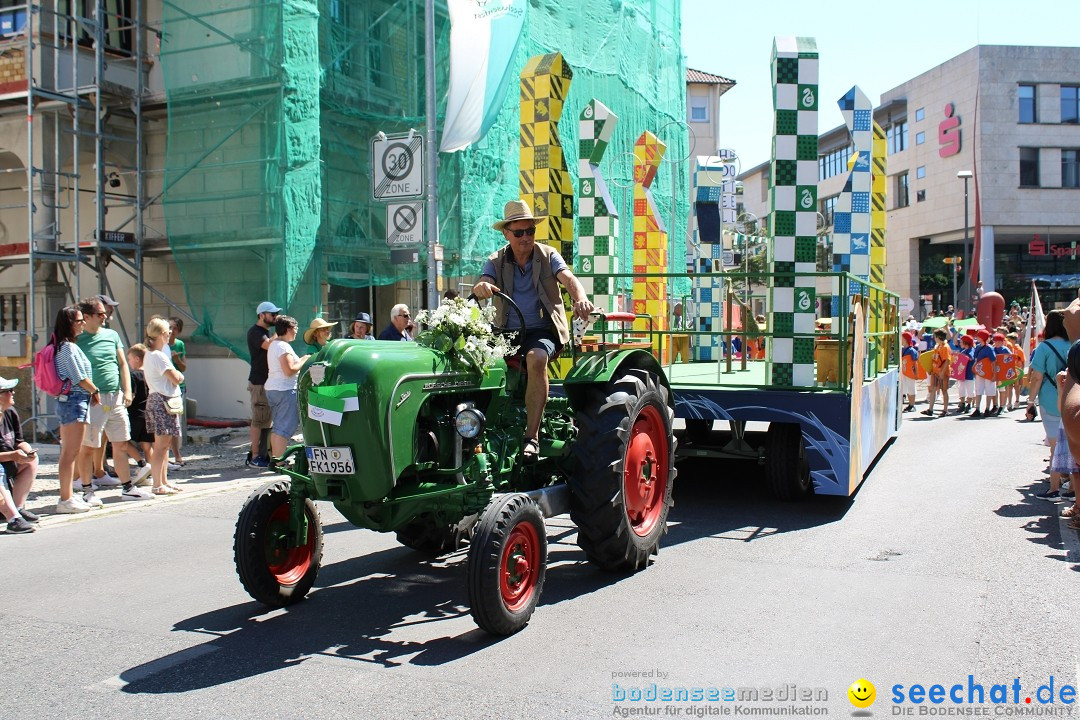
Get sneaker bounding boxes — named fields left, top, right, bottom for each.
left=1035, top=490, right=1062, bottom=502
left=246, top=455, right=270, bottom=469
left=75, top=481, right=99, bottom=493
left=6, top=516, right=35, bottom=534
left=94, top=473, right=122, bottom=488
left=1063, top=491, right=1076, bottom=500
left=132, top=464, right=153, bottom=487
left=16, top=507, right=39, bottom=523
left=82, top=490, right=104, bottom=508
left=121, top=485, right=155, bottom=501
left=167, top=461, right=182, bottom=472
left=1062, top=480, right=1072, bottom=493
left=56, top=497, right=91, bottom=514
left=971, top=410, right=983, bottom=418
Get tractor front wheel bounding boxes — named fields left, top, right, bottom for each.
left=569, top=369, right=676, bottom=571
left=466, top=493, right=547, bottom=636
left=234, top=479, right=323, bottom=607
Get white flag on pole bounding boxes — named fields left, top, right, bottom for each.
left=1021, top=280, right=1045, bottom=368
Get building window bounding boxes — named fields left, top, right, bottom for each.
left=915, top=131, right=925, bottom=145
left=886, top=121, right=908, bottom=155
left=1063, top=149, right=1080, bottom=188
left=818, top=144, right=854, bottom=181
left=916, top=165, right=926, bottom=179
left=916, top=189, right=926, bottom=202
left=895, top=172, right=909, bottom=208
left=1020, top=147, right=1040, bottom=187
left=1062, top=86, right=1079, bottom=124
left=915, top=107, right=925, bottom=122
left=56, top=0, right=133, bottom=54
left=1019, top=84, right=1037, bottom=123
left=690, top=97, right=708, bottom=122
left=820, top=194, right=838, bottom=228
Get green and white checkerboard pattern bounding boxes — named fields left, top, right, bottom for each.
left=577, top=99, right=620, bottom=312
left=768, top=36, right=818, bottom=387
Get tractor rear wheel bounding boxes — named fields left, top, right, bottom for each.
left=569, top=369, right=676, bottom=571
left=467, top=493, right=547, bottom=636
left=764, top=422, right=813, bottom=500
left=234, top=479, right=323, bottom=607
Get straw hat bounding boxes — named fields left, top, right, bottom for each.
left=303, top=317, right=335, bottom=345
left=492, top=199, right=543, bottom=230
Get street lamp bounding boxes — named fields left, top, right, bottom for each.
left=957, top=170, right=973, bottom=308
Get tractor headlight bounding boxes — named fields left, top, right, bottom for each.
left=454, top=405, right=485, bottom=439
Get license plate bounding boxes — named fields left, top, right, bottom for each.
left=305, top=446, right=355, bottom=475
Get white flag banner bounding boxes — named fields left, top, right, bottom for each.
left=1021, top=281, right=1045, bottom=369
left=440, top=0, right=527, bottom=153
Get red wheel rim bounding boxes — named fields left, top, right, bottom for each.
left=265, top=502, right=313, bottom=586
left=623, top=404, right=669, bottom=537
left=500, top=520, right=540, bottom=612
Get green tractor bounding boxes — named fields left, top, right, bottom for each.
left=233, top=293, right=676, bottom=635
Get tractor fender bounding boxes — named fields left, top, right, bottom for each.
left=561, top=348, right=671, bottom=411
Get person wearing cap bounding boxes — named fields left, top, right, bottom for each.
left=990, top=332, right=1014, bottom=416
left=472, top=199, right=594, bottom=460
left=245, top=301, right=280, bottom=468
left=899, top=331, right=919, bottom=412
left=971, top=328, right=998, bottom=418
left=96, top=294, right=120, bottom=323
left=349, top=312, right=374, bottom=340
left=378, top=304, right=414, bottom=341
left=0, top=377, right=38, bottom=533
left=957, top=334, right=976, bottom=414
left=304, top=317, right=335, bottom=353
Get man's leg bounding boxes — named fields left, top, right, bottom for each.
left=524, top=348, right=550, bottom=441
left=93, top=443, right=107, bottom=477
left=10, top=457, right=37, bottom=507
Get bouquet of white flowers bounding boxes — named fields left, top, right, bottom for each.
left=413, top=297, right=518, bottom=375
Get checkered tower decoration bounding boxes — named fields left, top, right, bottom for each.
left=632, top=131, right=669, bottom=359
left=577, top=99, right=620, bottom=313
left=768, top=36, right=819, bottom=387
left=830, top=86, right=873, bottom=330
left=520, top=53, right=574, bottom=266
left=691, top=155, right=726, bottom=360
left=870, top=119, right=889, bottom=363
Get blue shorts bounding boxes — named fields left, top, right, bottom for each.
left=266, top=388, right=300, bottom=439
left=518, top=327, right=561, bottom=359
left=57, top=390, right=91, bottom=425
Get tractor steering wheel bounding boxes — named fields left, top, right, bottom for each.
left=468, top=289, right=526, bottom=344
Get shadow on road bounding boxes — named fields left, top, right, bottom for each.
left=118, top=456, right=851, bottom=693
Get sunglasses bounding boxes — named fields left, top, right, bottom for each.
left=507, top=227, right=536, bottom=238
left=0, top=389, right=13, bottom=395
left=94, top=311, right=107, bottom=318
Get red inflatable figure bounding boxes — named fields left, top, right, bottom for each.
left=976, top=292, right=1004, bottom=330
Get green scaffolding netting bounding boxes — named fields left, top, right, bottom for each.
left=161, top=0, right=687, bottom=358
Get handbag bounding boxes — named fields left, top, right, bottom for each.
left=164, top=395, right=184, bottom=415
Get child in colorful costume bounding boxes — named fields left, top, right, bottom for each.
left=971, top=328, right=998, bottom=418
left=992, top=332, right=1016, bottom=416
left=900, top=331, right=921, bottom=412
left=956, top=334, right=976, bottom=413
left=921, top=329, right=952, bottom=417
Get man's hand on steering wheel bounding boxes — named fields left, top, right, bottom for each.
left=472, top=280, right=498, bottom=300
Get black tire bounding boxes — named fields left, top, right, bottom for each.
left=234, top=479, right=323, bottom=607
left=395, top=513, right=477, bottom=556
left=764, top=422, right=813, bottom=501
left=569, top=369, right=676, bottom=571
left=466, top=493, right=547, bottom=636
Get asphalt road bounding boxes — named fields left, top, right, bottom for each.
left=3, top=407, right=1077, bottom=719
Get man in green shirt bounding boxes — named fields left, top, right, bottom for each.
left=75, top=297, right=152, bottom=503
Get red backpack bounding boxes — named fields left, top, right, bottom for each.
left=33, top=336, right=70, bottom=396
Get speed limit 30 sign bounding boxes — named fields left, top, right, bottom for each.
left=371, top=132, right=424, bottom=201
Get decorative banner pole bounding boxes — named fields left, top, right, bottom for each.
left=519, top=53, right=574, bottom=269
left=690, top=155, right=726, bottom=360
left=768, top=37, right=819, bottom=388
left=632, top=131, right=668, bottom=360
left=870, top=118, right=889, bottom=370
left=577, top=99, right=620, bottom=313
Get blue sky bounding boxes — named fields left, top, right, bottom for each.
left=681, top=0, right=1080, bottom=171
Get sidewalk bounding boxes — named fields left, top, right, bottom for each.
left=17, top=426, right=282, bottom=529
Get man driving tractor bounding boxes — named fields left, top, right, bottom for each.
left=471, top=199, right=595, bottom=461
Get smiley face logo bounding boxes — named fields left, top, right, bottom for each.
left=848, top=679, right=876, bottom=708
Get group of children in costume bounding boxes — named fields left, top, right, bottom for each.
left=900, top=326, right=1024, bottom=418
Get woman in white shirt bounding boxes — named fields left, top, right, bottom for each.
left=265, top=316, right=310, bottom=458
left=143, top=317, right=184, bottom=495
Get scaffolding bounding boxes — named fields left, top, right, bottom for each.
left=0, top=0, right=169, bottom=434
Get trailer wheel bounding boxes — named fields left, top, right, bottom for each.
left=396, top=513, right=477, bottom=556
left=467, top=493, right=546, bottom=636
left=234, top=480, right=323, bottom=607
left=764, top=423, right=813, bottom=501
left=569, top=369, right=676, bottom=571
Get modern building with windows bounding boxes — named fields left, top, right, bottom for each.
left=738, top=45, right=1080, bottom=315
